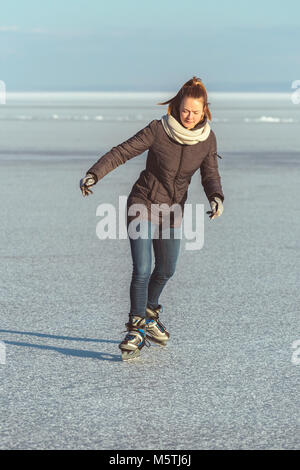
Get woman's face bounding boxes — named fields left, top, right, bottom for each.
left=179, top=96, right=205, bottom=129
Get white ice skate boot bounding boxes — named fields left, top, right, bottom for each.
left=119, top=315, right=150, bottom=361
left=145, top=304, right=170, bottom=346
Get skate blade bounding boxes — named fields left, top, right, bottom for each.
left=121, top=349, right=141, bottom=361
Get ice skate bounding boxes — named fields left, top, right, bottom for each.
left=119, top=315, right=150, bottom=361
left=145, top=304, right=170, bottom=346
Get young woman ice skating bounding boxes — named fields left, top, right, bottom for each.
left=80, top=76, right=224, bottom=361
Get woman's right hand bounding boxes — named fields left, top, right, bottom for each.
left=80, top=173, right=96, bottom=196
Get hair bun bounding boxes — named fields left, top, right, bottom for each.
left=192, top=76, right=203, bottom=85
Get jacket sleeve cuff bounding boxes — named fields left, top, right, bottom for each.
left=208, top=193, right=224, bottom=203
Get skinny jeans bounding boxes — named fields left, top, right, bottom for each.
left=127, top=220, right=181, bottom=318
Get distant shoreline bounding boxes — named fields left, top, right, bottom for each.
left=4, top=91, right=293, bottom=101
left=3, top=82, right=293, bottom=93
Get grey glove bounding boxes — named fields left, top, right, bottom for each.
left=207, top=196, right=224, bottom=220
left=80, top=173, right=96, bottom=197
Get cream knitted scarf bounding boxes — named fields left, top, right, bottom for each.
left=161, top=113, right=211, bottom=145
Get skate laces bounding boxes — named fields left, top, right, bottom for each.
left=147, top=306, right=167, bottom=332
left=152, top=314, right=167, bottom=332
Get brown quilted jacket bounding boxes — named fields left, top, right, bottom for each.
left=86, top=115, right=224, bottom=227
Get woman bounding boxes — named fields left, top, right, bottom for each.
left=80, top=76, right=224, bottom=361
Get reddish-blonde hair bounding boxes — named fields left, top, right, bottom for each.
left=157, top=76, right=212, bottom=121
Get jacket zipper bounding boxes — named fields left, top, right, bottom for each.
left=172, top=146, right=184, bottom=203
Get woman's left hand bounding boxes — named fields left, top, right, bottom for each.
left=207, top=197, right=224, bottom=220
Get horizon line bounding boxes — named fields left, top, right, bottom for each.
left=3, top=82, right=294, bottom=94
left=5, top=89, right=293, bottom=94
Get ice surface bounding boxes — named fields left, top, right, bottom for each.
left=0, top=151, right=299, bottom=450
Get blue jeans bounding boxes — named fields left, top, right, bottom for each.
left=127, top=220, right=181, bottom=317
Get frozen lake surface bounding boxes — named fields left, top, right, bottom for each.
left=0, top=93, right=299, bottom=449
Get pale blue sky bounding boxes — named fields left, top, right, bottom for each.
left=0, top=0, right=299, bottom=91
